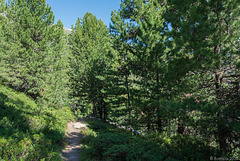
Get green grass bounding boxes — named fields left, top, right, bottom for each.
left=0, top=85, right=74, bottom=160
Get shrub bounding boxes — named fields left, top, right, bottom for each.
left=164, top=135, right=220, bottom=161
left=80, top=120, right=223, bottom=161
left=0, top=85, right=74, bottom=160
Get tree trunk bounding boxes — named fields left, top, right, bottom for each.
left=157, top=117, right=163, bottom=133
left=177, top=122, right=185, bottom=135
left=125, top=74, right=132, bottom=127
left=156, top=71, right=162, bottom=133
left=217, top=116, right=231, bottom=153
left=93, top=100, right=97, bottom=119
left=99, top=96, right=103, bottom=120
left=103, top=103, right=107, bottom=122
left=147, top=121, right=151, bottom=131
left=215, top=72, right=231, bottom=153
left=99, top=106, right=103, bottom=120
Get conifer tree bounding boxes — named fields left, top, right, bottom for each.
left=165, top=0, right=240, bottom=153
left=69, top=12, right=113, bottom=119
left=0, top=0, right=5, bottom=14
left=1, top=0, right=69, bottom=107
left=0, top=0, right=6, bottom=75
left=111, top=0, right=168, bottom=131
left=44, top=19, right=70, bottom=107
left=111, top=2, right=239, bottom=153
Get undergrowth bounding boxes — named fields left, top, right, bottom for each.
left=0, top=85, right=74, bottom=160
left=80, top=119, right=222, bottom=161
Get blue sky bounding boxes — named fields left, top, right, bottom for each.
left=46, top=0, right=121, bottom=28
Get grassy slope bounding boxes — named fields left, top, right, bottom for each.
left=0, top=85, right=74, bottom=160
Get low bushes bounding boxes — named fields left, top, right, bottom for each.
left=0, top=85, right=74, bottom=160
left=80, top=119, right=222, bottom=161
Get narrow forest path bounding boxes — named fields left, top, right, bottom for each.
left=61, top=120, right=87, bottom=161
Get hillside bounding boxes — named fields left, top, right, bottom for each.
left=0, top=84, right=74, bottom=160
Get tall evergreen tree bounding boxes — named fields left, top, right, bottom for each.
left=69, top=12, right=113, bottom=119
left=0, top=0, right=5, bottom=14
left=110, top=0, right=239, bottom=154
left=43, top=19, right=70, bottom=107
left=165, top=0, right=240, bottom=153
left=111, top=0, right=168, bottom=131
left=0, top=0, right=6, bottom=76
left=0, top=0, right=69, bottom=107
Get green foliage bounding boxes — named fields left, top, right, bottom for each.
left=109, top=0, right=240, bottom=156
left=164, top=0, right=240, bottom=153
left=110, top=0, right=171, bottom=133
left=0, top=0, right=69, bottom=107
left=0, top=85, right=74, bottom=160
left=164, top=135, right=220, bottom=161
left=68, top=12, right=116, bottom=120
left=80, top=120, right=221, bottom=161
left=1, top=0, right=239, bottom=159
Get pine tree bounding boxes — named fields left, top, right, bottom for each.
left=0, top=0, right=23, bottom=87
left=1, top=0, right=69, bottom=107
left=44, top=19, right=70, bottom=107
left=111, top=2, right=239, bottom=153
left=0, top=0, right=6, bottom=78
left=0, top=0, right=5, bottom=13
left=69, top=12, right=113, bottom=119
left=111, top=0, right=168, bottom=131
left=165, top=0, right=240, bottom=153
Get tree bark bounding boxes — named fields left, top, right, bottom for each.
left=93, top=100, right=97, bottom=119
left=125, top=74, right=132, bottom=127
left=215, top=72, right=231, bottom=153
left=103, top=103, right=107, bottom=122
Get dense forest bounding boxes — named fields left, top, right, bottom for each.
left=0, top=0, right=239, bottom=160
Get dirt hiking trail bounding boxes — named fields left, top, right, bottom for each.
left=61, top=120, right=87, bottom=161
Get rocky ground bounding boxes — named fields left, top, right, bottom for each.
left=61, top=121, right=87, bottom=161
